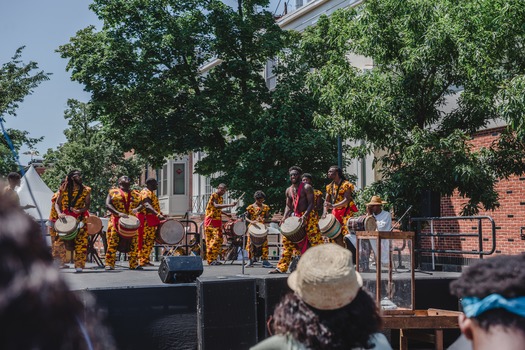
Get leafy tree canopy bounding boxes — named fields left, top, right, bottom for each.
left=42, top=100, right=145, bottom=215
left=306, top=0, right=525, bottom=215
left=58, top=0, right=339, bottom=213
left=0, top=47, right=49, bottom=174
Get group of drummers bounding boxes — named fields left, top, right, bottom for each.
left=204, top=165, right=392, bottom=274
left=48, top=170, right=175, bottom=273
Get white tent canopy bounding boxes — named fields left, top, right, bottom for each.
left=17, top=165, right=54, bottom=221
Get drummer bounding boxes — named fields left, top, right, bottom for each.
left=137, top=178, right=165, bottom=268
left=55, top=170, right=91, bottom=273
left=322, top=166, right=358, bottom=247
left=104, top=175, right=142, bottom=270
left=47, top=183, right=68, bottom=269
left=366, top=196, right=392, bottom=266
left=269, top=166, right=323, bottom=274
left=301, top=173, right=323, bottom=218
left=245, top=191, right=273, bottom=268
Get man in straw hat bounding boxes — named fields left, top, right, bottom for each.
left=251, top=243, right=392, bottom=350
left=366, top=195, right=392, bottom=266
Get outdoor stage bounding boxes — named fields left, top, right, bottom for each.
left=62, top=259, right=462, bottom=350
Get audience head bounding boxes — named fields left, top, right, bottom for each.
left=450, top=254, right=525, bottom=348
left=270, top=244, right=382, bottom=350
left=0, top=193, right=116, bottom=350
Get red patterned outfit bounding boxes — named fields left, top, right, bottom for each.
left=204, top=192, right=224, bottom=264
left=245, top=203, right=271, bottom=260
left=105, top=188, right=142, bottom=269
left=138, top=188, right=163, bottom=266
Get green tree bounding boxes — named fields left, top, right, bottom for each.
left=0, top=47, right=49, bottom=173
left=42, top=100, right=144, bottom=215
left=305, top=0, right=525, bottom=215
left=58, top=0, right=338, bottom=212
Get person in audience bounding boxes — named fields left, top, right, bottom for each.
left=0, top=192, right=116, bottom=350
left=252, top=243, right=392, bottom=350
left=449, top=254, right=525, bottom=350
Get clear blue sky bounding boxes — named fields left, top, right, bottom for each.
left=0, top=0, right=101, bottom=165
left=1, top=0, right=284, bottom=165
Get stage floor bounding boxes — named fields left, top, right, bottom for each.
left=61, top=259, right=461, bottom=291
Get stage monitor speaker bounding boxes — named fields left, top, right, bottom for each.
left=158, top=256, right=203, bottom=283
left=420, top=190, right=441, bottom=217
left=197, top=276, right=258, bottom=350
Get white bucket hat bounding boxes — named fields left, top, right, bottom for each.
left=287, top=243, right=363, bottom=310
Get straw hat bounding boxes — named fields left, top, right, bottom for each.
left=366, top=195, right=387, bottom=206
left=287, top=244, right=363, bottom=310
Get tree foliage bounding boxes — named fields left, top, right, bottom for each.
left=42, top=100, right=144, bottom=215
left=0, top=47, right=49, bottom=174
left=58, top=0, right=339, bottom=213
left=305, top=0, right=525, bottom=215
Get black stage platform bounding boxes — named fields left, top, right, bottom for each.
left=64, top=261, right=462, bottom=350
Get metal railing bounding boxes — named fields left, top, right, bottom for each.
left=412, top=216, right=496, bottom=263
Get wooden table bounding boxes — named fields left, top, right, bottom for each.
left=382, top=309, right=461, bottom=350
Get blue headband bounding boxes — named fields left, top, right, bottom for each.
left=461, top=294, right=525, bottom=318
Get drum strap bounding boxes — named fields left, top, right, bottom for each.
left=293, top=182, right=304, bottom=216
left=118, top=189, right=132, bottom=213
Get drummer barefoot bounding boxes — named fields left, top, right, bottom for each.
left=268, top=268, right=284, bottom=274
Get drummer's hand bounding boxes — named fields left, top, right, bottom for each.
left=324, top=202, right=333, bottom=210
left=119, top=213, right=129, bottom=218
left=321, top=212, right=327, bottom=219
left=71, top=208, right=81, bottom=214
left=299, top=216, right=307, bottom=227
left=231, top=201, right=238, bottom=207
left=131, top=208, right=139, bottom=215
left=58, top=212, right=66, bottom=219
left=158, top=214, right=166, bottom=220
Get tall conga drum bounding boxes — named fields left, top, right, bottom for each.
left=156, top=220, right=185, bottom=245
left=54, top=215, right=79, bottom=251
left=117, top=216, right=139, bottom=253
left=248, top=223, right=268, bottom=247
left=280, top=216, right=306, bottom=243
left=318, top=213, right=342, bottom=239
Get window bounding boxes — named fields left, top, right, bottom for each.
left=161, top=164, right=168, bottom=196
left=265, top=58, right=277, bottom=90
left=172, top=163, right=185, bottom=195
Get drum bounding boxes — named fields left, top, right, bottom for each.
left=248, top=223, right=268, bottom=247
left=156, top=220, right=185, bottom=245
left=118, top=215, right=140, bottom=238
left=223, top=219, right=246, bottom=237
left=318, top=213, right=342, bottom=239
left=54, top=215, right=79, bottom=241
left=347, top=215, right=377, bottom=232
left=233, top=220, right=247, bottom=236
left=280, top=216, right=306, bottom=243
left=86, top=215, right=103, bottom=235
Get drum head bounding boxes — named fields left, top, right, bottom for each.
left=249, top=223, right=268, bottom=236
left=158, top=220, right=185, bottom=245
left=364, top=216, right=377, bottom=231
left=119, top=215, right=140, bottom=229
left=281, top=216, right=301, bottom=233
left=54, top=215, right=77, bottom=234
left=86, top=216, right=103, bottom=235
left=318, top=214, right=334, bottom=231
left=233, top=221, right=247, bottom=236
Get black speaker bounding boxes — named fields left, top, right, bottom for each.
left=420, top=190, right=441, bottom=217
left=197, top=276, right=258, bottom=350
left=158, top=256, right=203, bottom=283
left=256, top=275, right=290, bottom=339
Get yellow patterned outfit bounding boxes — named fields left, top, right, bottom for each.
left=138, top=188, right=163, bottom=266
left=245, top=203, right=270, bottom=260
left=276, top=211, right=323, bottom=273
left=57, top=185, right=91, bottom=270
left=326, top=180, right=356, bottom=240
left=48, top=191, right=67, bottom=265
left=204, top=192, right=224, bottom=264
left=105, top=188, right=141, bottom=269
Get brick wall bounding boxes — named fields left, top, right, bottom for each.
left=418, top=127, right=525, bottom=268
